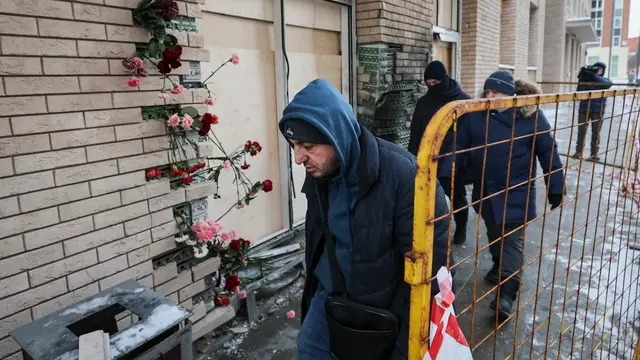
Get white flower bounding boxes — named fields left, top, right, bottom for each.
left=186, top=238, right=197, bottom=246
left=175, top=234, right=189, bottom=243
left=193, top=244, right=209, bottom=258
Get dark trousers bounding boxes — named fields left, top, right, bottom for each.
left=485, top=219, right=525, bottom=300
left=576, top=110, right=603, bottom=156
left=439, top=175, right=469, bottom=231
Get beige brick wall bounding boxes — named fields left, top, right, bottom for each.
left=0, top=1, right=221, bottom=358
left=460, top=0, right=547, bottom=94
left=460, top=0, right=502, bottom=94
left=542, top=0, right=566, bottom=92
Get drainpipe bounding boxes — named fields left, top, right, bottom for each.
left=606, top=0, right=615, bottom=78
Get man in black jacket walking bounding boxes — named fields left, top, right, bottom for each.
left=408, top=61, right=471, bottom=244
left=573, top=61, right=613, bottom=161
left=279, top=79, right=452, bottom=359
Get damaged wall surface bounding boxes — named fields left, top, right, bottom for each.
left=355, top=0, right=434, bottom=148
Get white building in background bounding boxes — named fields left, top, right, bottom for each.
left=585, top=0, right=633, bottom=82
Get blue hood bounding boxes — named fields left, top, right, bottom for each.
left=279, top=79, right=361, bottom=294
left=594, top=61, right=607, bottom=71
left=279, top=79, right=361, bottom=182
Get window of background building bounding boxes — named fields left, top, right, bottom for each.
left=611, top=55, right=619, bottom=77
left=433, top=0, right=460, bottom=78
left=613, top=36, right=620, bottom=46
left=436, top=0, right=458, bottom=31
left=588, top=56, right=600, bottom=64
left=614, top=18, right=621, bottom=28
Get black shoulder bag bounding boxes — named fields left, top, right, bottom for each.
left=321, top=213, right=399, bottom=359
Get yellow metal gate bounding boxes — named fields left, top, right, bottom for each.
left=406, top=86, right=640, bottom=360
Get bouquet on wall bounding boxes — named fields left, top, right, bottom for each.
left=123, top=0, right=274, bottom=306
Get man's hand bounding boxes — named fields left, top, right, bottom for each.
left=548, top=193, right=563, bottom=210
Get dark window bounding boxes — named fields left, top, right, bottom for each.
left=614, top=28, right=621, bottom=36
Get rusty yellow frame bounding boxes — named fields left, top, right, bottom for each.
left=404, top=87, right=640, bottom=360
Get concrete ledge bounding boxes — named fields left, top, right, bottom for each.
left=192, top=305, right=235, bottom=340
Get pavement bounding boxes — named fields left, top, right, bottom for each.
left=202, top=93, right=640, bottom=360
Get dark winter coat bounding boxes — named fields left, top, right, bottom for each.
left=577, top=62, right=613, bottom=114
left=279, top=79, right=451, bottom=359
left=300, top=129, right=452, bottom=360
left=443, top=80, right=565, bottom=225
left=408, top=79, right=472, bottom=179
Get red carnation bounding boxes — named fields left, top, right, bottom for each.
left=156, top=0, right=180, bottom=21
left=201, top=113, right=219, bottom=127
left=262, top=179, right=273, bottom=193
left=198, top=125, right=210, bottom=136
left=244, top=140, right=263, bottom=156
left=220, top=297, right=231, bottom=306
left=229, top=239, right=241, bottom=250
left=224, top=274, right=241, bottom=291
left=240, top=164, right=250, bottom=170
left=157, top=60, right=171, bottom=74
left=181, top=176, right=193, bottom=185
left=163, top=46, right=182, bottom=61
left=241, top=238, right=251, bottom=246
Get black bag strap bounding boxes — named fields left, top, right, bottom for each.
left=315, top=184, right=349, bottom=298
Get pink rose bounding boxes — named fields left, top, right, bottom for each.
left=286, top=310, right=296, bottom=319
left=127, top=77, right=140, bottom=87
left=158, top=93, right=169, bottom=99
left=223, top=160, right=232, bottom=170
left=197, top=229, right=214, bottom=241
left=181, top=114, right=193, bottom=128
left=170, top=84, right=185, bottom=94
left=230, top=53, right=240, bottom=65
left=238, top=290, right=247, bottom=299
left=204, top=98, right=215, bottom=106
left=133, top=57, right=144, bottom=68
left=236, top=203, right=245, bottom=209
left=192, top=220, right=206, bottom=232
left=167, top=113, right=180, bottom=127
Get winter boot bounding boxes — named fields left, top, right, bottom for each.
left=484, top=266, right=499, bottom=285
left=489, top=296, right=514, bottom=322
left=453, top=226, right=466, bottom=245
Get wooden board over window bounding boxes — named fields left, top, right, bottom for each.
left=432, top=40, right=453, bottom=75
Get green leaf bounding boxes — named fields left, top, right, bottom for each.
left=166, top=34, right=178, bottom=46
left=180, top=106, right=199, bottom=118
left=148, top=41, right=160, bottom=58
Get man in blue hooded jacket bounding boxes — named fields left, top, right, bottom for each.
left=447, top=71, right=566, bottom=321
left=573, top=61, right=613, bottom=160
left=279, top=79, right=452, bottom=359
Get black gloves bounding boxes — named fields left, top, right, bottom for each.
left=548, top=194, right=563, bottom=210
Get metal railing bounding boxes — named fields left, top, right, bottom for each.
left=406, top=86, right=640, bottom=360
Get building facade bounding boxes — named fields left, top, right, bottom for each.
left=355, top=0, right=597, bottom=146
left=586, top=0, right=635, bottom=82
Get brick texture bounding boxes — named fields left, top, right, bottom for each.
left=0, top=1, right=212, bottom=357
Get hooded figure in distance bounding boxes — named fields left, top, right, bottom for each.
left=279, top=79, right=452, bottom=359
left=408, top=60, right=472, bottom=245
